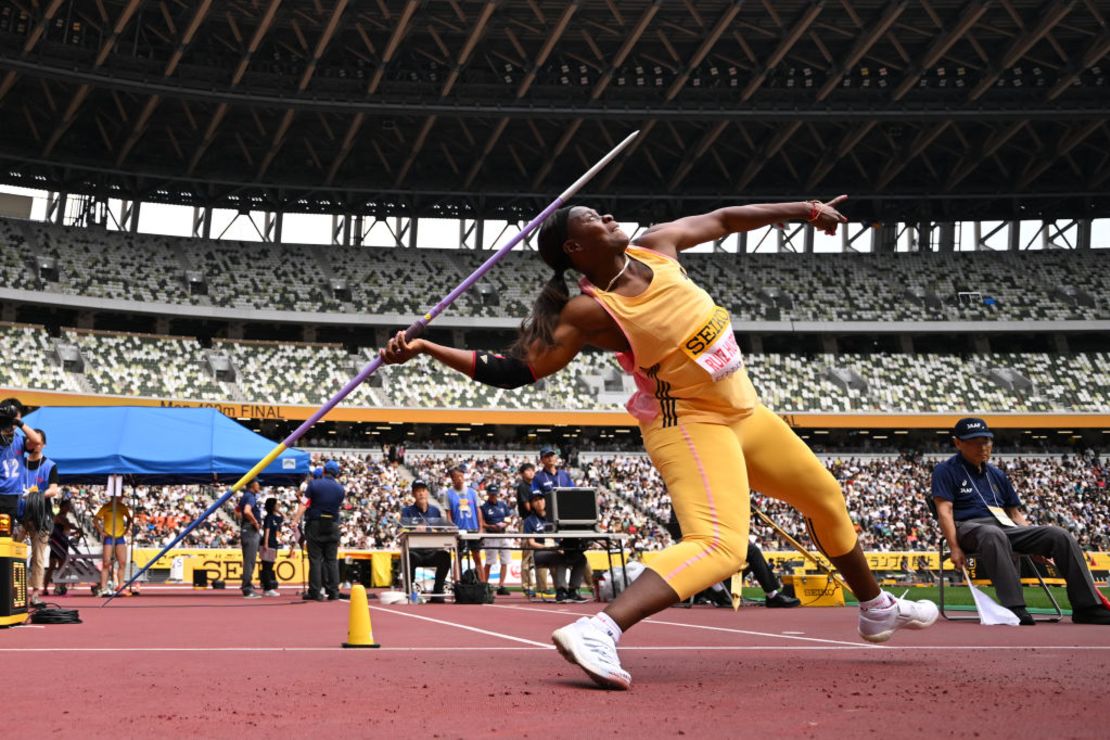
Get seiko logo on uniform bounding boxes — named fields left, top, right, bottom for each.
left=681, top=305, right=744, bottom=382
left=683, top=306, right=730, bottom=355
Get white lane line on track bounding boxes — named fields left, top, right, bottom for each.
left=0, top=647, right=544, bottom=653
left=642, top=618, right=881, bottom=648
left=485, top=604, right=874, bottom=648
left=373, top=605, right=553, bottom=648
left=3, top=645, right=1110, bottom=654
left=486, top=603, right=585, bottom=616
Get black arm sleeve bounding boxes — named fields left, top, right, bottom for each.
left=471, top=352, right=536, bottom=389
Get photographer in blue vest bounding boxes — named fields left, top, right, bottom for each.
left=0, top=397, right=42, bottom=522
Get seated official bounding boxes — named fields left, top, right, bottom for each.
left=523, top=491, right=587, bottom=604
left=400, top=479, right=451, bottom=604
left=932, top=418, right=1110, bottom=626
left=666, top=508, right=799, bottom=608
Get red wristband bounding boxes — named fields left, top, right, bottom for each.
left=806, top=201, right=822, bottom=222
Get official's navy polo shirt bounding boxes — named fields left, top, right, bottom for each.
left=238, top=490, right=259, bottom=527
left=523, top=513, right=549, bottom=536
left=401, top=503, right=443, bottom=523
left=262, top=512, right=284, bottom=548
left=533, top=468, right=573, bottom=491
left=480, top=500, right=511, bottom=529
left=304, top=477, right=345, bottom=520
left=931, top=454, right=1021, bottom=521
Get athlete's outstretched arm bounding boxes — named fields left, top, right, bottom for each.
left=380, top=295, right=618, bottom=387
left=634, top=196, right=848, bottom=256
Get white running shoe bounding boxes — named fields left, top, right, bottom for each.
left=263, top=589, right=280, bottom=597
left=858, top=592, right=939, bottom=643
left=551, top=617, right=632, bottom=690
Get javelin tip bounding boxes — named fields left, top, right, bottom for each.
left=557, top=129, right=641, bottom=202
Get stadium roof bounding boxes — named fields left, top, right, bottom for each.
left=0, top=0, right=1108, bottom=223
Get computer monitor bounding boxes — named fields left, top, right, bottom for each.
left=545, top=487, right=598, bottom=531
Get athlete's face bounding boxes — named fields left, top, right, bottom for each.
left=955, top=436, right=993, bottom=466
left=565, top=207, right=628, bottom=257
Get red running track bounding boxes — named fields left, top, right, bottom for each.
left=4, top=587, right=1110, bottom=739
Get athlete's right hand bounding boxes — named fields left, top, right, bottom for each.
left=380, top=330, right=423, bottom=364
left=810, top=195, right=849, bottom=236
left=948, top=546, right=966, bottom=572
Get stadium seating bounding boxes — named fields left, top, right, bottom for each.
left=2, top=322, right=1108, bottom=412
left=0, top=323, right=80, bottom=392
left=2, top=217, right=1106, bottom=322
left=64, top=329, right=225, bottom=399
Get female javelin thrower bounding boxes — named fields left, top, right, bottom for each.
left=381, top=198, right=938, bottom=690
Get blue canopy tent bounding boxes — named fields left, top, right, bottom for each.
left=22, top=406, right=309, bottom=485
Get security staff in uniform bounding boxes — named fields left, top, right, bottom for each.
left=291, top=459, right=345, bottom=601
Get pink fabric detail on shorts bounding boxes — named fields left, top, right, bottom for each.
left=665, top=423, right=722, bottom=582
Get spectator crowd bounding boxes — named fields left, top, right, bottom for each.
left=60, top=450, right=1110, bottom=556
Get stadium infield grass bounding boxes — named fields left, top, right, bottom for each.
left=511, top=583, right=1108, bottom=614
left=742, top=585, right=1110, bottom=614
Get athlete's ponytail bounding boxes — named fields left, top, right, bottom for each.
left=512, top=206, right=575, bottom=357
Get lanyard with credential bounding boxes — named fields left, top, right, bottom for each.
left=962, top=463, right=1001, bottom=509
left=962, top=463, right=1016, bottom=526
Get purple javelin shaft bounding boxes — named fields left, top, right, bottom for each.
left=104, top=130, right=638, bottom=605
left=277, top=200, right=557, bottom=447
left=280, top=129, right=640, bottom=448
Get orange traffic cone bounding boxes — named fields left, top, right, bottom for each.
left=342, top=584, right=380, bottom=648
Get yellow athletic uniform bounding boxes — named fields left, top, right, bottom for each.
left=95, top=501, right=131, bottom=539
left=580, top=245, right=857, bottom=598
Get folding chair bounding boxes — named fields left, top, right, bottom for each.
left=925, top=497, right=1062, bottom=622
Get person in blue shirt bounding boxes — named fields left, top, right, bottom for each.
left=291, top=459, right=346, bottom=601
left=260, top=497, right=284, bottom=597
left=532, top=446, right=574, bottom=492
left=523, top=491, right=586, bottom=604
left=0, top=398, right=42, bottom=523
left=445, top=464, right=486, bottom=580
left=400, top=479, right=450, bottom=603
left=480, top=482, right=513, bottom=596
left=932, top=417, right=1110, bottom=626
left=237, top=479, right=263, bottom=598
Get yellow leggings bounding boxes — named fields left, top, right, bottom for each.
left=642, top=404, right=857, bottom=600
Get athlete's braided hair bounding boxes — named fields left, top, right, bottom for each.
left=512, top=206, right=576, bottom=357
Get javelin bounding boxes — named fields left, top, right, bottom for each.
left=105, top=130, right=641, bottom=604
left=752, top=506, right=850, bottom=593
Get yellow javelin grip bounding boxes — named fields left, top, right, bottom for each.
left=228, top=442, right=288, bottom=493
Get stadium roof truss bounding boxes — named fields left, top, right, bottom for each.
left=0, top=0, right=1108, bottom=223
